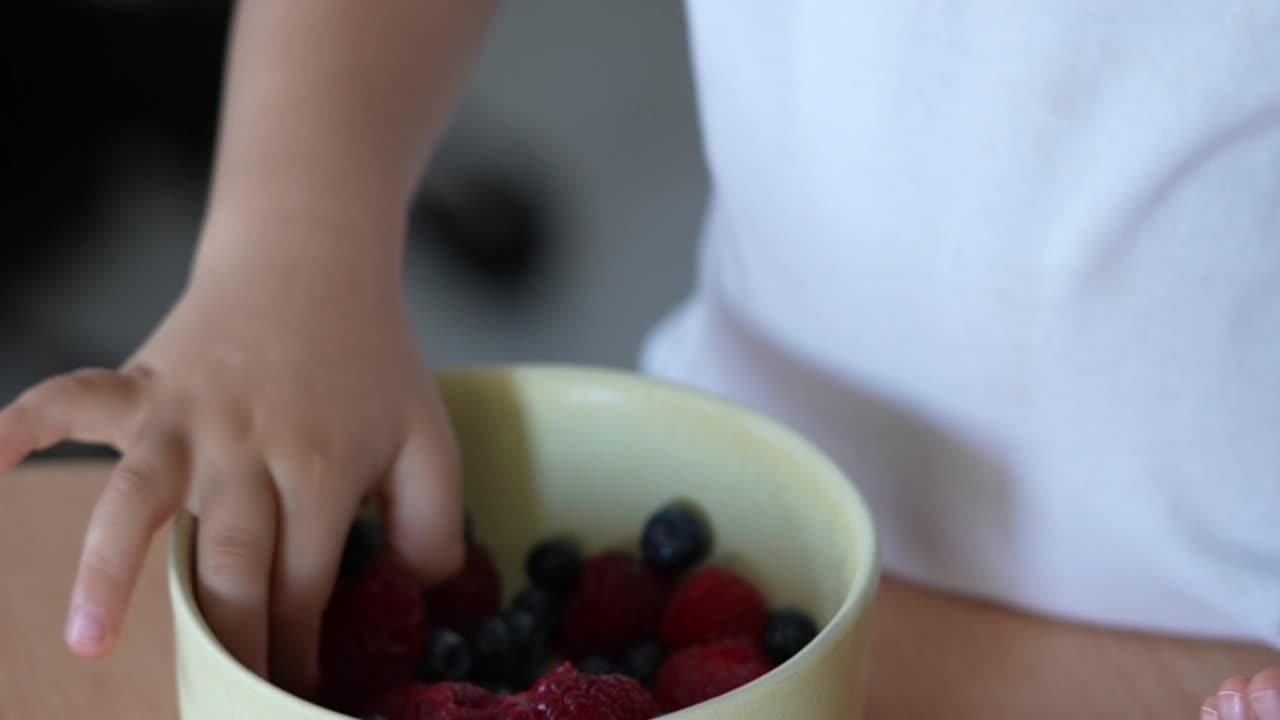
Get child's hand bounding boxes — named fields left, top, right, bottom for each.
left=0, top=242, right=464, bottom=696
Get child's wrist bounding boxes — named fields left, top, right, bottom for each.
left=184, top=224, right=413, bottom=334
left=193, top=195, right=409, bottom=286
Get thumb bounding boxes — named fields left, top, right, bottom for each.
left=383, top=416, right=466, bottom=585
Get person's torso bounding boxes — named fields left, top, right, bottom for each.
left=644, top=1, right=1280, bottom=646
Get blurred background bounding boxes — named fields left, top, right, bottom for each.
left=1, top=1, right=708, bottom=457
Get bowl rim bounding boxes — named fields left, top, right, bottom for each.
left=168, top=362, right=881, bottom=716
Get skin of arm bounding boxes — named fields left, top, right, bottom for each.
left=198, top=0, right=500, bottom=276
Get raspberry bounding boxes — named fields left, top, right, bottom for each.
left=366, top=682, right=442, bottom=719
left=653, top=638, right=772, bottom=712
left=426, top=543, right=503, bottom=633
left=522, top=663, right=660, bottom=720
left=661, top=567, right=767, bottom=650
left=366, top=682, right=506, bottom=720
left=561, top=551, right=673, bottom=659
left=318, top=560, right=427, bottom=713
left=499, top=694, right=534, bottom=720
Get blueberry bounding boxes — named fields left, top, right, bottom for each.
left=525, top=537, right=581, bottom=594
left=469, top=616, right=515, bottom=682
left=503, top=609, right=547, bottom=689
left=621, top=641, right=666, bottom=687
left=762, top=608, right=819, bottom=665
left=504, top=609, right=544, bottom=655
left=641, top=503, right=711, bottom=576
left=512, top=586, right=562, bottom=632
left=577, top=656, right=619, bottom=676
left=339, top=517, right=385, bottom=577
left=418, top=629, right=472, bottom=682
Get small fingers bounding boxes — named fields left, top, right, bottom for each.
left=67, top=433, right=186, bottom=657
left=269, top=471, right=361, bottom=697
left=0, top=369, right=139, bottom=471
left=195, top=462, right=277, bottom=678
left=384, top=417, right=465, bottom=584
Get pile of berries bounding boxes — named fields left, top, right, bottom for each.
left=316, top=503, right=820, bottom=719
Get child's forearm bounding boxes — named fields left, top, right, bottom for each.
left=196, top=0, right=498, bottom=274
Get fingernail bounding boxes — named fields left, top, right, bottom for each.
left=66, top=607, right=107, bottom=653
left=1202, top=708, right=1219, bottom=720
left=1252, top=690, right=1280, bottom=720
left=1219, top=691, right=1247, bottom=720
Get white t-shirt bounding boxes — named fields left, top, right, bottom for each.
left=642, top=1, right=1280, bottom=647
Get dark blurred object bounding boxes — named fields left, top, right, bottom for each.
left=1, top=2, right=556, bottom=313
left=0, top=3, right=558, bottom=458
left=0, top=2, right=558, bottom=420
left=0, top=1, right=232, bottom=330
left=1, top=2, right=231, bottom=461
left=411, top=170, right=551, bottom=293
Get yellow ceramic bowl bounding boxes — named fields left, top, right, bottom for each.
left=169, top=365, right=880, bottom=719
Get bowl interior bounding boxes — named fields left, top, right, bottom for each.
left=440, top=366, right=875, bottom=633
left=170, top=365, right=878, bottom=717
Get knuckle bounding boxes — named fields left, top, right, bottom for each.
left=38, top=372, right=97, bottom=404
left=192, top=422, right=253, bottom=466
left=276, top=445, right=350, bottom=493
left=66, top=367, right=115, bottom=385
left=14, top=369, right=128, bottom=423
left=204, top=528, right=269, bottom=582
left=105, top=462, right=163, bottom=509
left=122, top=363, right=155, bottom=383
left=214, top=411, right=255, bottom=448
